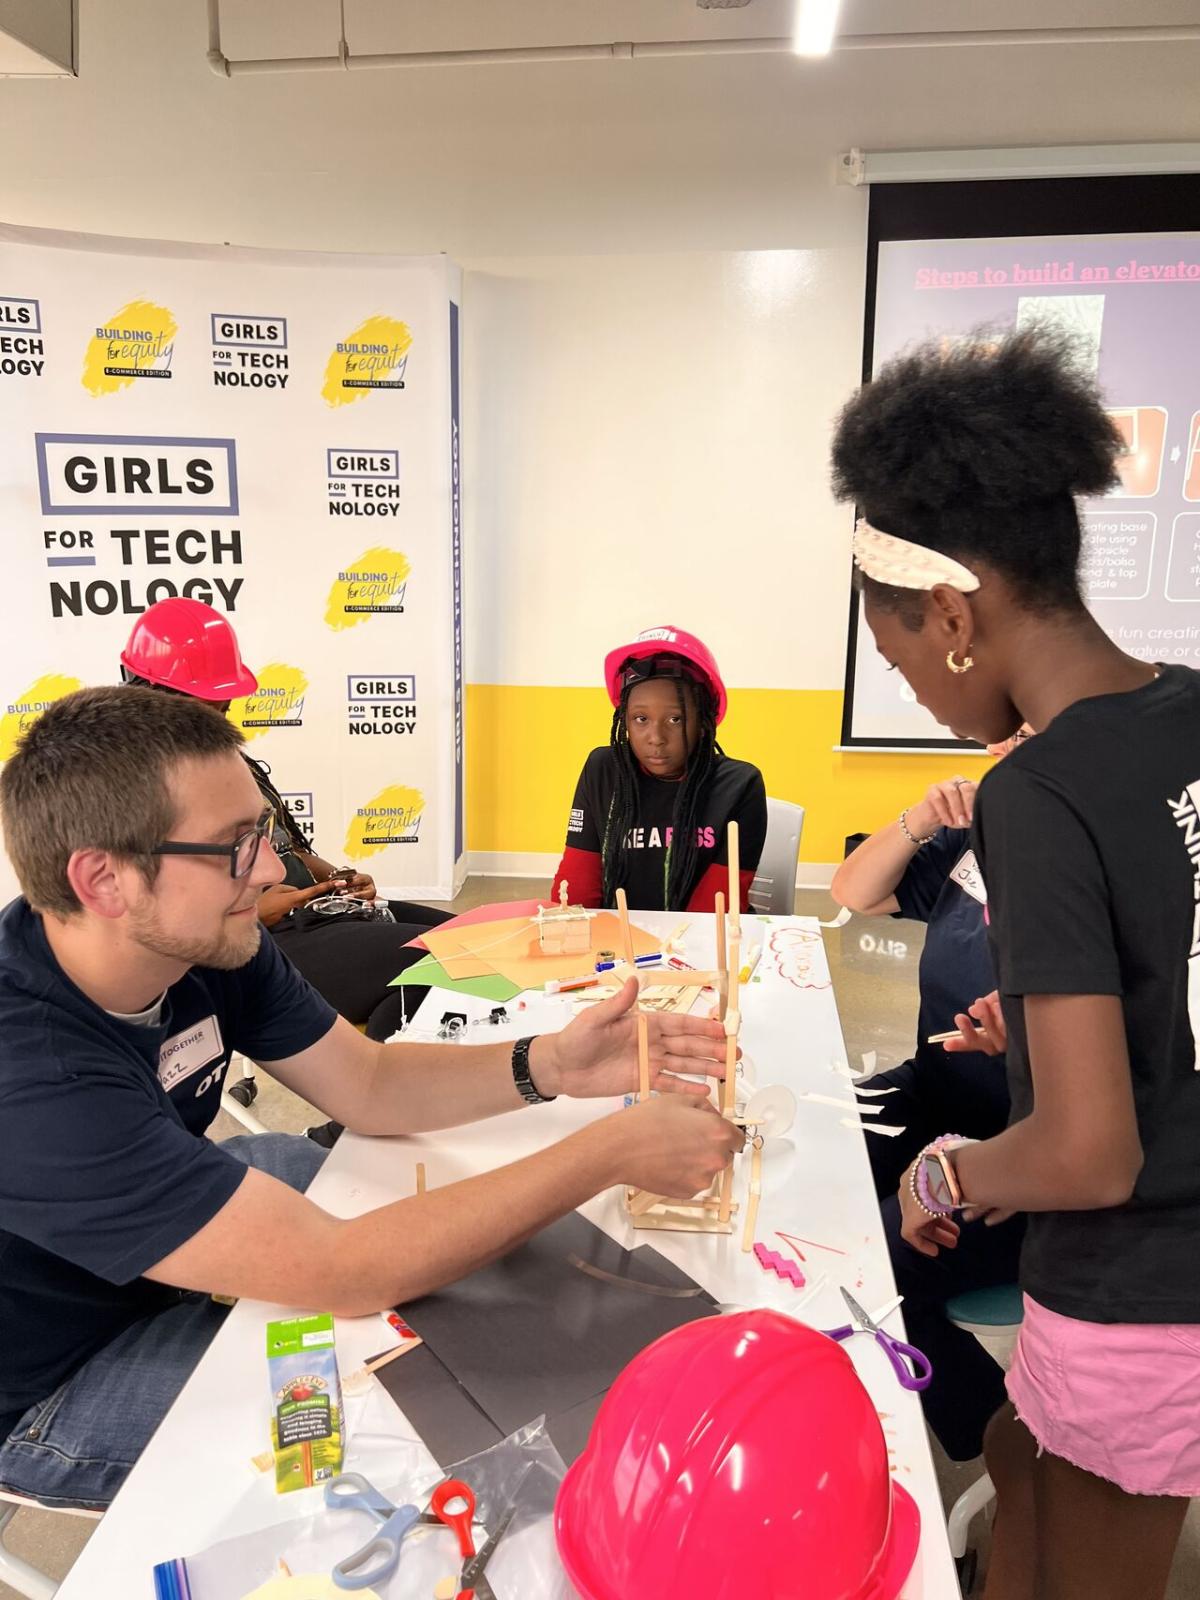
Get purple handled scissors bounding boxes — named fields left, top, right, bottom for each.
left=826, top=1289, right=933, bottom=1391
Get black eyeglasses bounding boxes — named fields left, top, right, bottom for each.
left=150, top=808, right=275, bottom=879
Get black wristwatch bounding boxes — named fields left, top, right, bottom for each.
left=511, top=1036, right=556, bottom=1104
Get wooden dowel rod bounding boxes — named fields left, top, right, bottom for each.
left=728, top=820, right=741, bottom=940
left=615, top=887, right=637, bottom=969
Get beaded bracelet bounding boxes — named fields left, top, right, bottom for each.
left=898, top=808, right=937, bottom=847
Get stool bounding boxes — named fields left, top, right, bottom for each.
left=0, top=1491, right=101, bottom=1600
left=944, top=1283, right=1025, bottom=1595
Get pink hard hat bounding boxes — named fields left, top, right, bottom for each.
left=120, top=598, right=258, bottom=702
left=603, top=626, right=728, bottom=725
left=556, top=1310, right=920, bottom=1600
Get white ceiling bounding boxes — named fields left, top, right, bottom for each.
left=216, top=0, right=1200, bottom=57
left=0, top=0, right=1196, bottom=256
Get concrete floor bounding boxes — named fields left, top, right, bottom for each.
left=4, top=878, right=1198, bottom=1598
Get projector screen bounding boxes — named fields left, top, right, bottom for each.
left=843, top=178, right=1200, bottom=749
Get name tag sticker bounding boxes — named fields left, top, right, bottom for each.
left=949, top=849, right=988, bottom=906
left=158, top=1015, right=225, bottom=1093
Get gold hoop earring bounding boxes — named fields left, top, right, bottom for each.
left=946, top=650, right=974, bottom=675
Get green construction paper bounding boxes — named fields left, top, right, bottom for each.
left=390, top=954, right=522, bottom=1003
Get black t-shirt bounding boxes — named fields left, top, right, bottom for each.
left=564, top=747, right=767, bottom=910
left=972, top=665, right=1200, bottom=1324
left=893, top=829, right=1009, bottom=1137
left=0, top=899, right=336, bottom=1438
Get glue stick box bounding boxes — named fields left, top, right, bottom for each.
left=266, top=1312, right=344, bottom=1493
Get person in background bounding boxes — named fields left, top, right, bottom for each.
left=119, top=600, right=447, bottom=1052
left=552, top=626, right=768, bottom=912
left=831, top=327, right=1200, bottom=1600
left=831, top=732, right=1031, bottom=1464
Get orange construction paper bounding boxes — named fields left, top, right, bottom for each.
left=422, top=910, right=662, bottom=990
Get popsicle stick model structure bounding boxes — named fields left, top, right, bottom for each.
left=535, top=880, right=594, bottom=956
left=620, top=824, right=745, bottom=1236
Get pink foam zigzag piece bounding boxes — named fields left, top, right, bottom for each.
left=753, top=1242, right=806, bottom=1288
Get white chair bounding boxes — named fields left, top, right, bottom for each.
left=748, top=798, right=805, bottom=916
left=219, top=1052, right=269, bottom=1135
left=0, top=1490, right=101, bottom=1600
left=943, top=1282, right=1025, bottom=1595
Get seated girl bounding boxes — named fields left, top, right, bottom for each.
left=552, top=626, right=767, bottom=912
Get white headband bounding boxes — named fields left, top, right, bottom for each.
left=851, top=519, right=980, bottom=593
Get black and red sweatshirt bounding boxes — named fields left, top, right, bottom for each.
left=551, top=747, right=767, bottom=912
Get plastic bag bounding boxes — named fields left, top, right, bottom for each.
left=153, top=1417, right=572, bottom=1599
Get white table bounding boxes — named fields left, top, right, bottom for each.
left=56, top=913, right=958, bottom=1599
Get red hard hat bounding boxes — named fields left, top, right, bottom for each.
left=603, top=626, right=728, bottom=725
left=120, top=598, right=258, bottom=702
left=556, top=1311, right=920, bottom=1600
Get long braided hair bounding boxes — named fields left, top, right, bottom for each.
left=600, top=666, right=723, bottom=909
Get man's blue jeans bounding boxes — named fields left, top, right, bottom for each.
left=0, top=1134, right=326, bottom=1509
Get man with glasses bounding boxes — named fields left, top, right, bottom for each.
left=0, top=686, right=740, bottom=1509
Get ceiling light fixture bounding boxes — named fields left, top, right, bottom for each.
left=793, top=0, right=841, bottom=56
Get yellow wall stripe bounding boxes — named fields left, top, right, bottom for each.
left=466, top=684, right=988, bottom=864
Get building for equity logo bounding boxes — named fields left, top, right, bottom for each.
left=34, top=432, right=244, bottom=619
left=82, top=300, right=177, bottom=395
left=344, top=783, right=426, bottom=858
left=228, top=663, right=308, bottom=741
left=1, top=673, right=84, bottom=760
left=321, top=317, right=412, bottom=408
left=326, top=446, right=400, bottom=517
left=325, top=548, right=411, bottom=630
left=210, top=313, right=289, bottom=391
left=0, top=296, right=45, bottom=378
left=345, top=672, right=417, bottom=737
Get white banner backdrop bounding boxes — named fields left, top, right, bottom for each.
left=0, top=224, right=465, bottom=901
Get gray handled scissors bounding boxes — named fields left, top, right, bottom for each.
left=325, top=1471, right=423, bottom=1590
left=825, top=1288, right=933, bottom=1392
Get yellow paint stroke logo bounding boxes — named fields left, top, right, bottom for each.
left=82, top=300, right=178, bottom=396
left=344, top=784, right=425, bottom=860
left=322, top=316, right=412, bottom=408
left=1, top=673, right=84, bottom=761
left=228, top=663, right=309, bottom=742
left=325, top=547, right=412, bottom=630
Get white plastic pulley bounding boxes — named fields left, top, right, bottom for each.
left=742, top=1084, right=797, bottom=1139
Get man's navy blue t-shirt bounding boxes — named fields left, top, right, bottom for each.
left=0, top=898, right=336, bottom=1440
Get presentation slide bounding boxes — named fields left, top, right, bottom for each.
left=846, top=230, right=1200, bottom=747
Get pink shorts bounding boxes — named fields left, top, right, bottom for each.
left=1007, top=1294, right=1200, bottom=1496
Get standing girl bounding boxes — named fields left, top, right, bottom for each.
left=831, top=329, right=1200, bottom=1600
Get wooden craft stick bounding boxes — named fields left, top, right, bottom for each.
left=728, top=820, right=741, bottom=941
left=741, top=1139, right=763, bottom=1253
left=416, top=1162, right=427, bottom=1195
left=927, top=1026, right=986, bottom=1044
left=628, top=1188, right=663, bottom=1216
left=717, top=1153, right=736, bottom=1225
left=723, top=942, right=740, bottom=1117
left=714, top=891, right=728, bottom=1021
left=615, top=887, right=637, bottom=969
left=637, top=1011, right=651, bottom=1101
